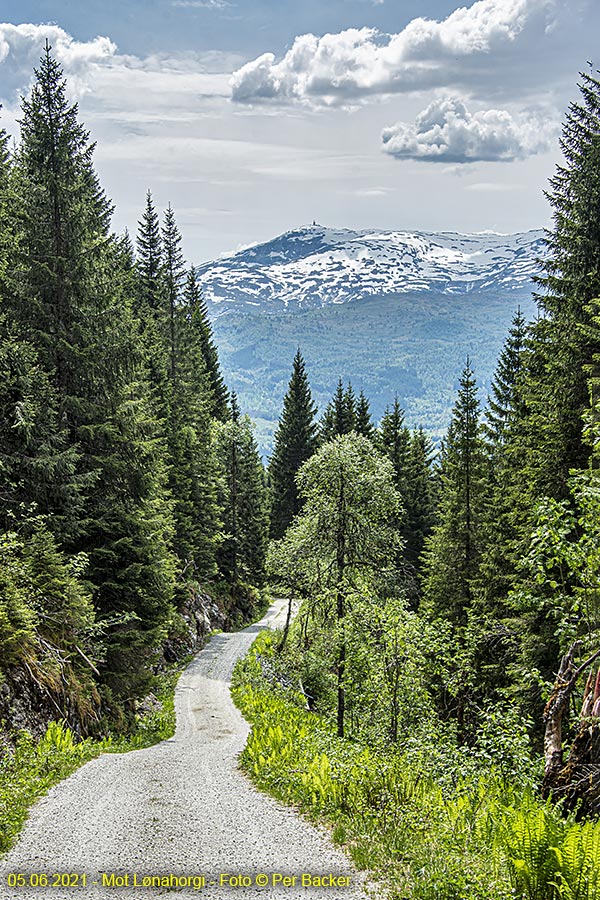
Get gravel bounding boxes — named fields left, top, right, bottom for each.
left=0, top=599, right=371, bottom=900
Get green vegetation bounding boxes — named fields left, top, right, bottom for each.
left=212, top=288, right=537, bottom=457
left=0, top=665, right=180, bottom=855
left=0, top=42, right=269, bottom=742
left=2, top=38, right=600, bottom=900
left=232, top=66, right=600, bottom=890
left=233, top=632, right=600, bottom=900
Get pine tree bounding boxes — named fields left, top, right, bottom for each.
left=183, top=268, right=229, bottom=420
left=167, top=259, right=222, bottom=581
left=216, top=394, right=269, bottom=587
left=422, top=361, right=488, bottom=626
left=403, top=427, right=437, bottom=567
left=517, top=70, right=600, bottom=499
left=137, top=190, right=163, bottom=314
left=378, top=397, right=410, bottom=491
left=161, top=204, right=186, bottom=381
left=320, top=379, right=355, bottom=442
left=269, top=349, right=318, bottom=538
left=355, top=390, right=374, bottom=438
left=485, top=308, right=528, bottom=446
left=10, top=46, right=176, bottom=698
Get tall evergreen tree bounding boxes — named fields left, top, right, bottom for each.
left=422, top=361, right=488, bottom=626
left=403, top=427, right=437, bottom=568
left=136, top=190, right=163, bottom=314
left=10, top=46, right=176, bottom=697
left=320, top=379, right=355, bottom=442
left=515, top=70, right=600, bottom=501
left=216, top=394, right=269, bottom=587
left=378, top=398, right=410, bottom=483
left=355, top=390, right=374, bottom=438
left=183, top=268, right=230, bottom=420
left=269, top=349, right=318, bottom=538
left=161, top=204, right=185, bottom=381
left=484, top=308, right=528, bottom=446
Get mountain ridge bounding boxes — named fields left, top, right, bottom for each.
left=197, top=224, right=545, bottom=313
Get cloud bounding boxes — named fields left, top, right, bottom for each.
left=381, top=96, right=555, bottom=163
left=0, top=22, right=234, bottom=110
left=171, top=0, right=233, bottom=9
left=230, top=0, right=555, bottom=106
left=0, top=22, right=117, bottom=96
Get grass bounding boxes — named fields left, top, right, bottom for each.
left=0, top=665, right=181, bottom=855
left=232, top=630, right=600, bottom=900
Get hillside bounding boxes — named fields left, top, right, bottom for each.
left=198, top=225, right=543, bottom=454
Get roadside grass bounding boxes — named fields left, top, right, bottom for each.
left=0, top=590, right=272, bottom=856
left=0, top=666, right=180, bottom=855
left=232, top=630, right=600, bottom=900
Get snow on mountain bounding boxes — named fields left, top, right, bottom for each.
left=196, top=224, right=545, bottom=312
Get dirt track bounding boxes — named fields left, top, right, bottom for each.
left=0, top=599, right=368, bottom=900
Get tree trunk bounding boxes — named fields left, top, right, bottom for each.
left=542, top=641, right=600, bottom=818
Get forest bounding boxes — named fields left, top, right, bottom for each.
left=1, top=44, right=600, bottom=900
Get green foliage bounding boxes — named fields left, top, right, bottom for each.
left=183, top=267, right=230, bottom=422
left=211, top=289, right=536, bottom=458
left=215, top=406, right=270, bottom=588
left=269, top=349, right=318, bottom=538
left=233, top=635, right=600, bottom=900
left=0, top=663, right=182, bottom=855
left=485, top=308, right=528, bottom=447
left=422, top=361, right=489, bottom=627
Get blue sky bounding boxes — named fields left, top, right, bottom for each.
left=0, top=0, right=597, bottom=261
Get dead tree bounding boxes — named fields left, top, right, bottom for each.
left=542, top=641, right=600, bottom=818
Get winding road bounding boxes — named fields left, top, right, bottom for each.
left=0, top=599, right=369, bottom=899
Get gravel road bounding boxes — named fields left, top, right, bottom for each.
left=0, top=599, right=370, bottom=900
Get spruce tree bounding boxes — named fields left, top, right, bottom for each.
left=161, top=204, right=185, bottom=381
left=484, top=308, right=528, bottom=446
left=320, top=379, right=355, bottom=442
left=137, top=190, right=163, bottom=314
left=10, top=46, right=176, bottom=698
left=378, top=397, right=410, bottom=491
left=403, top=427, right=437, bottom=567
left=517, top=70, right=600, bottom=499
left=183, top=268, right=230, bottom=420
left=422, top=361, right=488, bottom=626
left=269, top=349, right=318, bottom=538
left=355, top=390, right=374, bottom=438
left=216, top=394, right=269, bottom=587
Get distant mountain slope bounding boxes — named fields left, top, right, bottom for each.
left=197, top=224, right=545, bottom=312
left=198, top=225, right=544, bottom=456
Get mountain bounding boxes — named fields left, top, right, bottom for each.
left=198, top=224, right=545, bottom=312
left=198, top=225, right=544, bottom=456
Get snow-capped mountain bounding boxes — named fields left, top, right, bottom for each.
left=197, top=224, right=545, bottom=312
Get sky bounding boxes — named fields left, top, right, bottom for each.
left=0, top=0, right=597, bottom=262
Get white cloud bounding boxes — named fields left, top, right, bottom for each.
left=171, top=0, right=233, bottom=9
left=230, top=0, right=555, bottom=106
left=381, top=96, right=555, bottom=163
left=0, top=22, right=235, bottom=112
left=0, top=22, right=117, bottom=97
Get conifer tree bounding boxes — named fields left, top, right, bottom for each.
left=137, top=190, right=163, bottom=314
left=355, top=390, right=374, bottom=438
left=161, top=204, right=185, bottom=381
left=183, top=268, right=230, bottom=420
left=320, top=379, right=355, bottom=442
left=10, top=46, right=176, bottom=697
left=216, top=394, right=269, bottom=587
left=517, top=70, right=600, bottom=499
left=422, top=361, right=488, bottom=625
left=484, top=308, right=528, bottom=446
left=269, top=349, right=318, bottom=538
left=403, top=427, right=437, bottom=567
left=378, top=398, right=411, bottom=491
